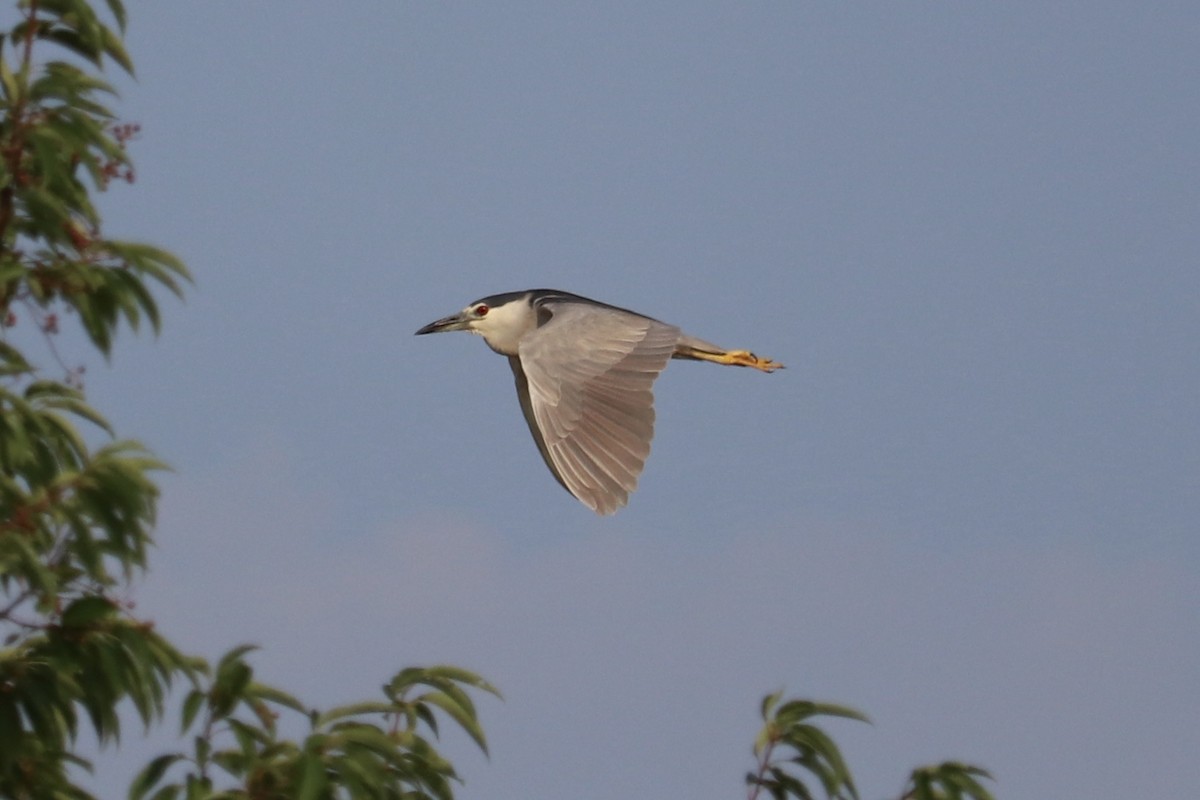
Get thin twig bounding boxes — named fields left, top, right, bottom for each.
left=747, top=736, right=777, bottom=800
left=0, top=586, right=34, bottom=620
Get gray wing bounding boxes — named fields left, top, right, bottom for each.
left=511, top=301, right=680, bottom=515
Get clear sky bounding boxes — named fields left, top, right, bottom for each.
left=40, top=2, right=1198, bottom=798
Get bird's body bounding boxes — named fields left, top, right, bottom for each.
left=416, top=289, right=781, bottom=515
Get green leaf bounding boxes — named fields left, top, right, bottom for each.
left=149, top=786, right=181, bottom=800
left=294, top=752, right=328, bottom=800
left=761, top=689, right=784, bottom=720
left=193, top=735, right=210, bottom=767
left=776, top=699, right=871, bottom=727
left=768, top=765, right=815, bottom=800
left=315, top=700, right=398, bottom=726
left=422, top=664, right=502, bottom=696
left=128, top=753, right=184, bottom=800
left=214, top=644, right=258, bottom=673
left=226, top=717, right=268, bottom=755
left=246, top=681, right=308, bottom=716
left=105, top=0, right=128, bottom=32
left=751, top=693, right=870, bottom=800
left=422, top=691, right=490, bottom=756
left=100, top=24, right=134, bottom=74
left=906, top=762, right=996, bottom=800
left=61, top=595, right=117, bottom=627
left=0, top=50, right=17, bottom=103
left=0, top=341, right=34, bottom=375
left=180, top=689, right=205, bottom=734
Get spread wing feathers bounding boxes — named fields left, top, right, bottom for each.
left=513, top=302, right=680, bottom=515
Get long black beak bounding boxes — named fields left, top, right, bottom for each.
left=415, top=313, right=468, bottom=335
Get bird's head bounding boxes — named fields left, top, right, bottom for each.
left=415, top=291, right=539, bottom=356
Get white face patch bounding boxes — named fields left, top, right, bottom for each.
left=465, top=297, right=536, bottom=356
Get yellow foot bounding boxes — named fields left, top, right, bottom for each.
left=720, top=350, right=784, bottom=373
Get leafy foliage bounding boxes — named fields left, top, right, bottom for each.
left=0, top=2, right=186, bottom=360
left=0, top=3, right=196, bottom=797
left=129, top=648, right=500, bottom=800
left=903, top=763, right=996, bottom=800
left=1, top=3, right=499, bottom=799
left=746, top=692, right=995, bottom=800
left=746, top=692, right=869, bottom=800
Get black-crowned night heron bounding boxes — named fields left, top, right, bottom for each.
left=416, top=289, right=782, bottom=515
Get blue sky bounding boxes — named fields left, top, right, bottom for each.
left=32, top=2, right=1198, bottom=797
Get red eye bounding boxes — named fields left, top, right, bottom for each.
left=474, top=304, right=489, bottom=317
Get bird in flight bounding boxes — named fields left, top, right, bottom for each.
left=416, top=289, right=782, bottom=515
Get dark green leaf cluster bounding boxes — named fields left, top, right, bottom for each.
left=1, top=4, right=506, bottom=799
left=0, top=3, right=197, bottom=798
left=130, top=647, right=501, bottom=800
left=0, top=0, right=188, bottom=357
left=1, top=296, right=199, bottom=800
left=1, top=293, right=198, bottom=800
left=746, top=692, right=869, bottom=800
left=0, top=598, right=198, bottom=799
left=903, top=763, right=995, bottom=800
left=746, top=692, right=996, bottom=800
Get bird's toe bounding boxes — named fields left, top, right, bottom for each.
left=725, top=350, right=784, bottom=373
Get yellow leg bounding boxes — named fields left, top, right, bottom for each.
left=684, top=348, right=784, bottom=373
left=673, top=335, right=784, bottom=372
left=714, top=349, right=784, bottom=373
